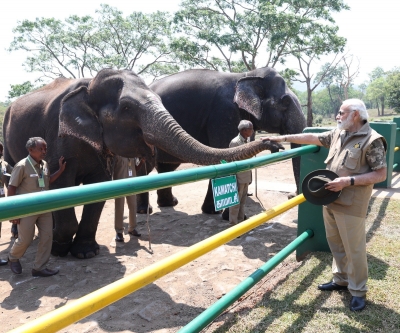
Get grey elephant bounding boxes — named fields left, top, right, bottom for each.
left=135, top=67, right=306, bottom=214
left=3, top=69, right=282, bottom=259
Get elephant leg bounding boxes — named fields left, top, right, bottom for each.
left=156, top=162, right=179, bottom=207
left=70, top=201, right=105, bottom=259
left=201, top=180, right=221, bottom=214
left=137, top=193, right=153, bottom=214
left=222, top=208, right=229, bottom=221
left=52, top=208, right=79, bottom=257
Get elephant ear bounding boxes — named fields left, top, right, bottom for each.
left=59, top=86, right=103, bottom=153
left=279, top=94, right=294, bottom=110
left=234, top=76, right=264, bottom=120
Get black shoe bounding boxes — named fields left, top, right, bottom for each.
left=32, top=268, right=59, bottom=277
left=115, top=232, right=124, bottom=242
left=128, top=229, right=141, bottom=237
left=0, top=259, right=8, bottom=266
left=350, top=296, right=366, bottom=311
left=9, top=260, right=22, bottom=274
left=318, top=281, right=348, bottom=291
left=247, top=193, right=253, bottom=196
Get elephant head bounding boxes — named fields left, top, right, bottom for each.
left=233, top=68, right=306, bottom=192
left=59, top=69, right=282, bottom=165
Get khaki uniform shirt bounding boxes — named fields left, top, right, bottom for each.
left=318, top=122, right=387, bottom=217
left=229, top=134, right=252, bottom=184
left=113, top=156, right=136, bottom=180
left=9, top=155, right=50, bottom=194
left=0, top=159, right=13, bottom=197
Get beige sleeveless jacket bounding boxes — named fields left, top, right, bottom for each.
left=325, top=123, right=386, bottom=217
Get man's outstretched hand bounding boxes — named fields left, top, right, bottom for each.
left=261, top=139, right=285, bottom=153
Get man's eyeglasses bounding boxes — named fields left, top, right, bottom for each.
left=338, top=110, right=352, bottom=116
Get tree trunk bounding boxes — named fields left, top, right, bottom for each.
left=381, top=96, right=385, bottom=116
left=306, top=84, right=313, bottom=127
left=376, top=99, right=380, bottom=116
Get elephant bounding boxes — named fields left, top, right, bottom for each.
left=135, top=67, right=306, bottom=214
left=3, top=68, right=283, bottom=259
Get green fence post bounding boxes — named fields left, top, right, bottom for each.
left=296, top=127, right=330, bottom=259
left=370, top=121, right=396, bottom=187
left=393, top=117, right=400, bottom=172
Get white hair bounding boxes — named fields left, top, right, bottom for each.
left=238, top=120, right=253, bottom=131
left=342, top=98, right=369, bottom=122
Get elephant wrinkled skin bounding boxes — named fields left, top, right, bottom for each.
left=135, top=67, right=306, bottom=214
left=3, top=69, right=282, bottom=259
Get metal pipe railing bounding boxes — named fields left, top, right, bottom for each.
left=178, top=229, right=314, bottom=333
left=0, top=145, right=318, bottom=221
left=7, top=194, right=306, bottom=333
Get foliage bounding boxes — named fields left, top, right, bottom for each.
left=386, top=69, right=400, bottom=113
left=173, top=0, right=349, bottom=72
left=8, top=5, right=177, bottom=81
left=7, top=81, right=39, bottom=100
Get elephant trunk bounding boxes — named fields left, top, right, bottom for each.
left=140, top=100, right=276, bottom=165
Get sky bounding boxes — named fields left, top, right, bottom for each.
left=1, top=0, right=400, bottom=100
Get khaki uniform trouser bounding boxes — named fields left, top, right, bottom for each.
left=229, top=183, right=248, bottom=225
left=115, top=194, right=137, bottom=233
left=323, top=206, right=368, bottom=297
left=8, top=212, right=53, bottom=271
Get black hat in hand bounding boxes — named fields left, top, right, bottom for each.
left=302, top=169, right=341, bottom=205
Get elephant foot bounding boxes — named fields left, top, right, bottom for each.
left=137, top=204, right=153, bottom=215
left=201, top=202, right=222, bottom=214
left=287, top=191, right=297, bottom=199
left=157, top=196, right=178, bottom=207
left=69, top=239, right=100, bottom=259
left=222, top=208, right=229, bottom=221
left=51, top=239, right=73, bottom=257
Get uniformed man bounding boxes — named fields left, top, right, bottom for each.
left=0, top=142, right=13, bottom=266
left=261, top=99, right=387, bottom=312
left=113, top=156, right=145, bottom=242
left=7, top=137, right=66, bottom=277
left=228, top=120, right=254, bottom=225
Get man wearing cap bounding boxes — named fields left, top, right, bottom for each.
left=0, top=142, right=13, bottom=266
left=228, top=120, right=254, bottom=226
left=7, top=137, right=66, bottom=277
left=261, top=99, right=387, bottom=311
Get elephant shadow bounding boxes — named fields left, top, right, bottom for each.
left=78, top=283, right=205, bottom=332
left=0, top=243, right=124, bottom=313
left=130, top=193, right=298, bottom=264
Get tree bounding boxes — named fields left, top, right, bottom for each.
left=386, top=69, right=400, bottom=113
left=8, top=5, right=177, bottom=81
left=366, top=67, right=387, bottom=115
left=340, top=54, right=360, bottom=100
left=366, top=77, right=387, bottom=115
left=173, top=0, right=349, bottom=72
left=7, top=81, right=37, bottom=99
left=296, top=52, right=345, bottom=127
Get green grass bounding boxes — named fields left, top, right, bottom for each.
left=210, top=198, right=400, bottom=333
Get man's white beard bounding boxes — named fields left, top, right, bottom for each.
left=337, top=116, right=353, bottom=130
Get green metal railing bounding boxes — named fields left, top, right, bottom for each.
left=0, top=145, right=318, bottom=221
left=178, top=229, right=314, bottom=333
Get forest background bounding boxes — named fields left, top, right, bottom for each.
left=1, top=0, right=400, bottom=140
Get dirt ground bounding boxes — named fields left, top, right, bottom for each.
left=0, top=148, right=303, bottom=333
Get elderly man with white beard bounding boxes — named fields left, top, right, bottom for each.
left=260, top=99, right=387, bottom=312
